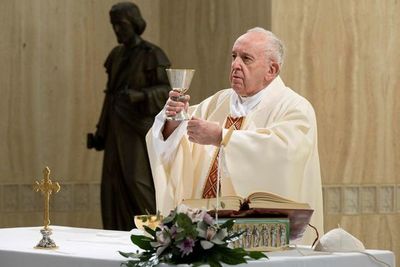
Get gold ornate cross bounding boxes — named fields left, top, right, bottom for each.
left=33, top=167, right=61, bottom=230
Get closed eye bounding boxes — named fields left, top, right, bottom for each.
left=243, top=56, right=253, bottom=64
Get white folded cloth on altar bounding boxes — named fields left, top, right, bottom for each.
left=0, top=226, right=394, bottom=267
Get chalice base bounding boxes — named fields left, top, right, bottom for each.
left=34, top=228, right=58, bottom=249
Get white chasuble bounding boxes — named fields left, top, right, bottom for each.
left=146, top=76, right=324, bottom=244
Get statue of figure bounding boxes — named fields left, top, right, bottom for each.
left=262, top=225, right=270, bottom=247
left=245, top=225, right=253, bottom=248
left=271, top=225, right=277, bottom=247
left=87, top=1, right=171, bottom=231
left=252, top=224, right=261, bottom=247
left=279, top=224, right=287, bottom=246
left=236, top=225, right=244, bottom=248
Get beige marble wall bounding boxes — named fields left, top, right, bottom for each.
left=272, top=0, right=400, bottom=257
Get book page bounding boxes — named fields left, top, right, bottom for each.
left=181, top=196, right=242, bottom=210
left=247, top=192, right=311, bottom=209
left=248, top=192, right=299, bottom=203
left=249, top=199, right=310, bottom=210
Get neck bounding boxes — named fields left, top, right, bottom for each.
left=124, top=35, right=141, bottom=48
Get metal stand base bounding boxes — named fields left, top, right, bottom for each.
left=34, top=228, right=58, bottom=249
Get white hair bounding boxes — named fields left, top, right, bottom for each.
left=247, top=27, right=285, bottom=67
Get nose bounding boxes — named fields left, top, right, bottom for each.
left=113, top=24, right=121, bottom=34
left=231, top=57, right=242, bottom=70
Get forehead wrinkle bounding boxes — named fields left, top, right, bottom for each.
left=233, top=44, right=266, bottom=63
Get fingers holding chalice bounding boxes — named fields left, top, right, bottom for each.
left=165, top=90, right=190, bottom=119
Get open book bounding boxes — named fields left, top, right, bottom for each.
left=181, top=192, right=313, bottom=240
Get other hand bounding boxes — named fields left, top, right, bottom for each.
left=86, top=133, right=105, bottom=151
left=187, top=116, right=222, bottom=146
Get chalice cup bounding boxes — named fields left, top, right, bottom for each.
left=166, top=68, right=195, bottom=121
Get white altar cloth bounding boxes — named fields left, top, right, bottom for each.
left=0, top=226, right=395, bottom=267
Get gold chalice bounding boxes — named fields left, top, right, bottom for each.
left=134, top=214, right=163, bottom=231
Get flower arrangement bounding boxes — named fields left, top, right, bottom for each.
left=120, top=205, right=267, bottom=267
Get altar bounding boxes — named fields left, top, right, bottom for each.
left=0, top=226, right=395, bottom=267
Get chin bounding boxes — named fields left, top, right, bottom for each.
left=232, top=87, right=244, bottom=96
left=116, top=37, right=124, bottom=44
left=231, top=83, right=242, bottom=91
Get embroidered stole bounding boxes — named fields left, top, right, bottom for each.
left=202, top=116, right=245, bottom=198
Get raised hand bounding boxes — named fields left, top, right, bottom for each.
left=162, top=90, right=190, bottom=139
left=164, top=90, right=190, bottom=118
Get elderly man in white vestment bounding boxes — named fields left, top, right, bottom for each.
left=146, top=27, right=324, bottom=244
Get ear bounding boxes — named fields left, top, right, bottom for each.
left=264, top=62, right=280, bottom=83
left=269, top=62, right=280, bottom=76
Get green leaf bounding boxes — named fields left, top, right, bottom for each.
left=176, top=213, right=193, bottom=228
left=219, top=219, right=235, bottom=230
left=143, top=225, right=156, bottom=237
left=130, top=235, right=153, bottom=250
left=248, top=250, right=268, bottom=260
left=124, top=259, right=141, bottom=267
left=197, top=220, right=208, bottom=231
left=208, top=257, right=223, bottom=267
left=176, top=213, right=198, bottom=237
left=225, top=230, right=245, bottom=242
left=219, top=248, right=248, bottom=264
left=119, top=251, right=139, bottom=258
left=163, top=209, right=176, bottom=224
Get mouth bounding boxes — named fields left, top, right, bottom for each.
left=231, top=75, right=243, bottom=83
left=231, top=70, right=243, bottom=79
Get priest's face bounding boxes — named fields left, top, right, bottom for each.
left=230, top=31, right=277, bottom=97
left=110, top=14, right=135, bottom=45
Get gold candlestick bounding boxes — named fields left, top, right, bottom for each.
left=33, top=166, right=61, bottom=249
